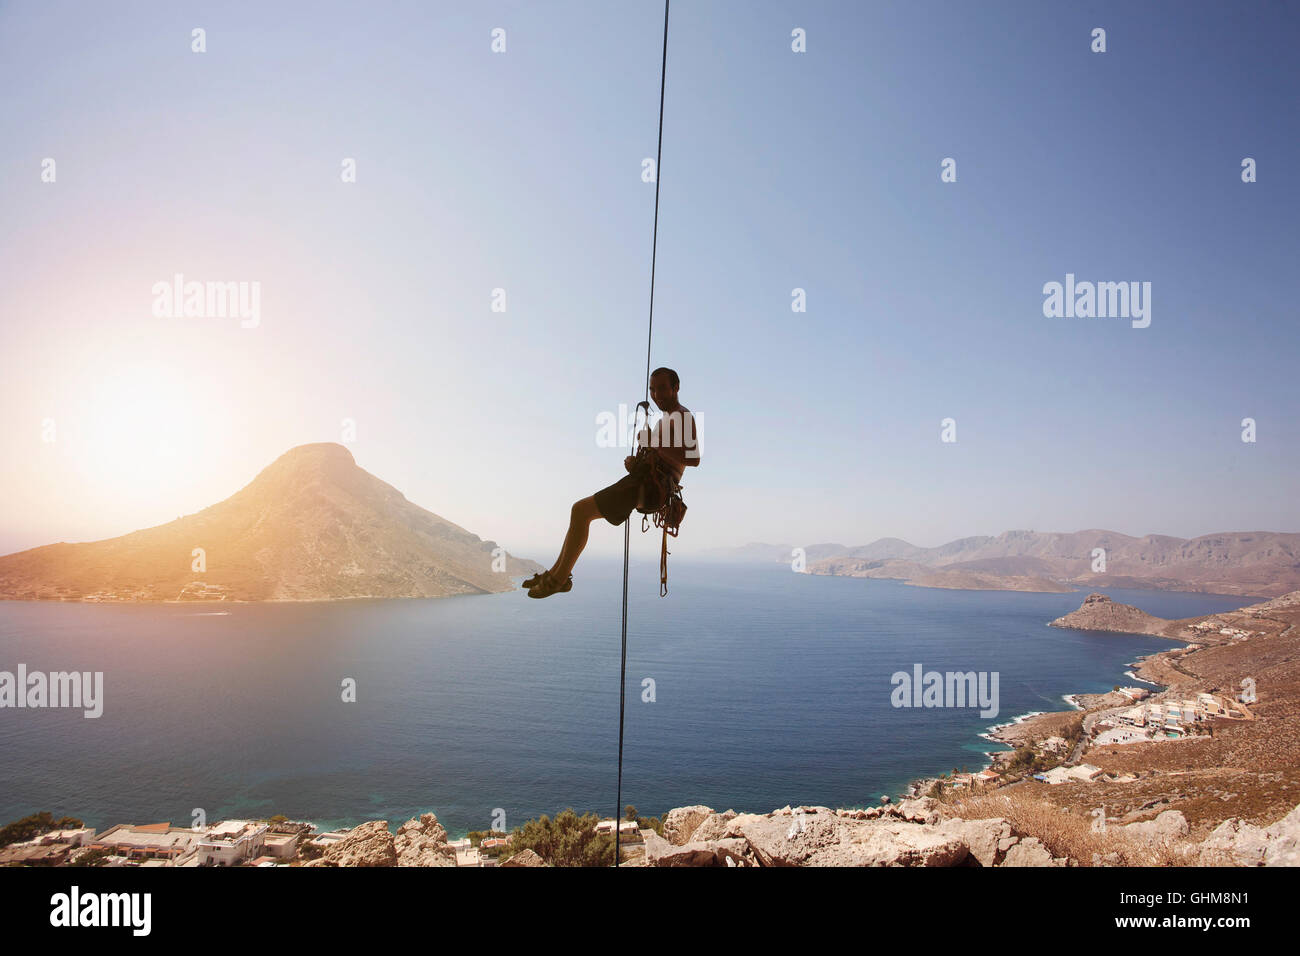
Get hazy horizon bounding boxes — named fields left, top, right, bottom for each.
left=3, top=0, right=1298, bottom=562
left=1, top=437, right=1295, bottom=563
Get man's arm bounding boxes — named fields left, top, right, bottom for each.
left=683, top=409, right=700, bottom=466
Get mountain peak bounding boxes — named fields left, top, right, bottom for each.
left=260, top=442, right=358, bottom=477
left=275, top=442, right=356, bottom=465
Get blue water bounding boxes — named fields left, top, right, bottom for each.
left=0, top=561, right=1247, bottom=837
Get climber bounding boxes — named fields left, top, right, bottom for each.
left=525, top=367, right=699, bottom=598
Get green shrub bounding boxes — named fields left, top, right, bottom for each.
left=508, top=809, right=615, bottom=867
left=0, top=812, right=84, bottom=848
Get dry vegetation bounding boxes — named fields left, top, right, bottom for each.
left=945, top=791, right=1192, bottom=866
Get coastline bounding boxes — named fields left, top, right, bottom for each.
left=9, top=586, right=1291, bottom=853
left=977, top=646, right=1170, bottom=751
left=904, top=634, right=1181, bottom=798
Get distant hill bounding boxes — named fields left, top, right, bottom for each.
left=802, top=529, right=1300, bottom=597
left=0, top=443, right=541, bottom=602
left=696, top=542, right=846, bottom=564
left=907, top=570, right=1074, bottom=593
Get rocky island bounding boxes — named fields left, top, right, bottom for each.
left=0, top=443, right=542, bottom=602
left=1048, top=592, right=1172, bottom=635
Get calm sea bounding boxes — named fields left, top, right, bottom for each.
left=0, top=559, right=1248, bottom=838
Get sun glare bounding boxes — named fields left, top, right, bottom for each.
left=71, top=360, right=209, bottom=511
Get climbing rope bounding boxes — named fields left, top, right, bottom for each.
left=617, top=0, right=670, bottom=868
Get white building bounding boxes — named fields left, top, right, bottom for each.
left=92, top=823, right=205, bottom=864
left=261, top=832, right=300, bottom=859
left=29, top=827, right=95, bottom=847
left=1038, top=764, right=1104, bottom=785
left=454, top=844, right=483, bottom=867
left=594, top=820, right=640, bottom=836
left=1198, top=693, right=1226, bottom=717
left=1117, top=705, right=1147, bottom=726
left=196, top=820, right=269, bottom=866
left=308, top=829, right=352, bottom=849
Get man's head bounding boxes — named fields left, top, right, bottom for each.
left=648, top=367, right=680, bottom=411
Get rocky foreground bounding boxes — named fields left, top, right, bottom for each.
left=298, top=799, right=1300, bottom=868
left=300, top=813, right=542, bottom=868
left=640, top=801, right=1064, bottom=867
left=635, top=800, right=1300, bottom=867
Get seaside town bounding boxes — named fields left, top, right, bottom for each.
left=917, top=683, right=1257, bottom=794
left=908, top=605, right=1273, bottom=799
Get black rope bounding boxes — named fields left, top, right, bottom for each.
left=617, top=0, right=670, bottom=868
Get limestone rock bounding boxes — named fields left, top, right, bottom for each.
left=709, top=838, right=755, bottom=867
left=645, top=833, right=751, bottom=867
left=892, top=797, right=941, bottom=825
left=662, top=805, right=714, bottom=846
left=725, top=809, right=929, bottom=867
left=394, top=812, right=457, bottom=867
left=939, top=818, right=1014, bottom=867
left=648, top=803, right=1045, bottom=867
left=1119, top=810, right=1189, bottom=843
left=688, top=810, right=740, bottom=843
left=830, top=821, right=971, bottom=867
left=305, top=820, right=396, bottom=867
left=1200, top=804, right=1300, bottom=866
left=715, top=811, right=837, bottom=866
left=1000, top=837, right=1062, bottom=867
left=501, top=848, right=547, bottom=867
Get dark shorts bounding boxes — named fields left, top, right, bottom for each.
left=593, top=471, right=666, bottom=526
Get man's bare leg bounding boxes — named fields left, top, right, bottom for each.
left=549, top=496, right=603, bottom=580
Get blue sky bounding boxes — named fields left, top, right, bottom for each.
left=1, top=0, right=1297, bottom=560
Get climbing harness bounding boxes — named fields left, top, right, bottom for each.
left=631, top=402, right=688, bottom=598
left=617, top=0, right=670, bottom=868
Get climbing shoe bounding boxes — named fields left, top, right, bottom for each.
left=527, top=570, right=573, bottom=598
